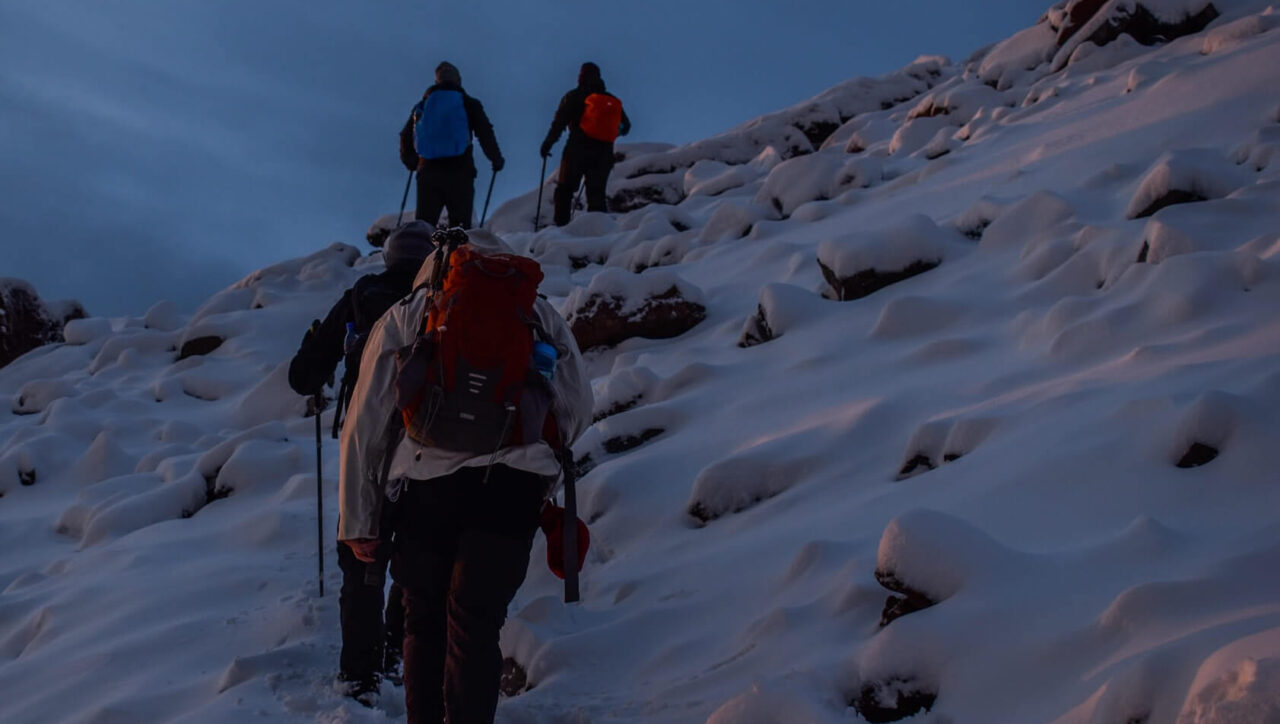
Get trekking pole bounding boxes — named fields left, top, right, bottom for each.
left=396, top=168, right=413, bottom=227
left=479, top=168, right=497, bottom=227
left=533, top=156, right=548, bottom=231
left=313, top=393, right=325, bottom=598
left=559, top=451, right=581, bottom=604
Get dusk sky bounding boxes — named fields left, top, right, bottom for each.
left=1, top=1, right=1053, bottom=316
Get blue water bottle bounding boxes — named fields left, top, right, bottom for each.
left=532, top=341, right=557, bottom=380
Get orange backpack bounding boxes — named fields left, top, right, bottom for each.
left=394, top=237, right=555, bottom=456
left=579, top=93, right=623, bottom=142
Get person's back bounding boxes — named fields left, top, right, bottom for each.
left=540, top=62, right=631, bottom=226
left=286, top=220, right=436, bottom=704
left=399, top=62, right=504, bottom=230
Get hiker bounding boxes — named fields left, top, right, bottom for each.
left=399, top=62, right=505, bottom=230
left=287, top=221, right=437, bottom=704
left=540, top=62, right=631, bottom=226
left=338, top=228, right=592, bottom=724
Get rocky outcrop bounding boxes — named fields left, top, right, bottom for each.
left=177, top=335, right=225, bottom=361
left=1058, top=0, right=1219, bottom=48
left=1176, top=441, right=1219, bottom=468
left=0, top=279, right=87, bottom=368
left=851, top=678, right=938, bottom=723
left=1054, top=0, right=1220, bottom=70
left=875, top=569, right=939, bottom=627
left=499, top=657, right=531, bottom=696
left=567, top=286, right=706, bottom=352
left=819, top=259, right=941, bottom=301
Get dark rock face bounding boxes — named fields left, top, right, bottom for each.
left=875, top=569, right=939, bottom=627
left=568, top=286, right=706, bottom=352
left=798, top=120, right=841, bottom=148
left=608, top=173, right=686, bottom=213
left=1177, top=442, right=1219, bottom=468
left=177, top=335, right=224, bottom=361
left=602, top=428, right=664, bottom=454
left=896, top=454, right=936, bottom=480
left=499, top=657, right=531, bottom=697
left=593, top=396, right=642, bottom=424
left=818, top=259, right=941, bottom=301
left=1131, top=189, right=1208, bottom=220
left=1058, top=0, right=1219, bottom=49
left=0, top=280, right=87, bottom=368
left=880, top=594, right=934, bottom=627
left=851, top=678, right=938, bottom=723
left=738, top=304, right=776, bottom=348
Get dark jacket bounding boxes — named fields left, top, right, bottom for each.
left=399, top=82, right=502, bottom=172
left=288, top=267, right=418, bottom=397
left=542, top=79, right=631, bottom=156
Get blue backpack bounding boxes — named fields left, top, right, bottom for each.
left=414, top=90, right=471, bottom=160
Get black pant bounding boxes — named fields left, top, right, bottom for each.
left=338, top=500, right=404, bottom=684
left=554, top=145, right=613, bottom=226
left=391, top=465, right=545, bottom=724
left=417, top=156, right=476, bottom=229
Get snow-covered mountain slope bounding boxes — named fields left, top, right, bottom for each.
left=4, top=1, right=1280, bottom=722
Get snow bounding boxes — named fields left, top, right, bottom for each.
left=4, top=3, right=1280, bottom=723
left=817, top=214, right=959, bottom=279
left=979, top=19, right=1058, bottom=90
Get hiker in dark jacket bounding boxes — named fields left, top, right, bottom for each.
left=399, top=62, right=504, bottom=230
left=287, top=221, right=437, bottom=704
left=540, top=62, right=631, bottom=226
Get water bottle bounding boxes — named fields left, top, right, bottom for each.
left=343, top=322, right=359, bottom=356
left=532, top=341, right=557, bottom=381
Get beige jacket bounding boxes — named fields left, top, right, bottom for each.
left=337, top=230, right=593, bottom=541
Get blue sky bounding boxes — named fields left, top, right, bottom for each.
left=0, top=1, right=1053, bottom=316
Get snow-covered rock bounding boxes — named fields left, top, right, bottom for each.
left=816, top=215, right=960, bottom=300
left=1125, top=148, right=1253, bottom=218
left=562, top=268, right=707, bottom=351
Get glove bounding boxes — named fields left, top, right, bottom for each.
left=492, top=157, right=505, bottom=172
left=540, top=140, right=553, bottom=158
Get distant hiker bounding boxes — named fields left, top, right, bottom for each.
left=287, top=221, right=437, bottom=704
left=338, top=228, right=592, bottom=724
left=540, top=61, right=631, bottom=226
left=400, top=62, right=505, bottom=230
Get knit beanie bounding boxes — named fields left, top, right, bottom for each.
left=384, top=220, right=437, bottom=271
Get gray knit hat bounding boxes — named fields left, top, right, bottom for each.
left=435, top=61, right=461, bottom=85
left=384, top=221, right=437, bottom=271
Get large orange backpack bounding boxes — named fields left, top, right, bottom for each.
left=579, top=93, right=623, bottom=142
left=394, top=235, right=555, bottom=455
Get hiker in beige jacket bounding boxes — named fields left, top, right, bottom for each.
left=337, top=228, right=592, bottom=723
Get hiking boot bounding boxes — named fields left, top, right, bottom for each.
left=338, top=672, right=381, bottom=708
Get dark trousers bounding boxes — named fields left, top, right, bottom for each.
left=391, top=465, right=545, bottom=724
left=417, top=156, right=476, bottom=230
left=338, top=500, right=404, bottom=683
left=554, top=145, right=612, bottom=226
